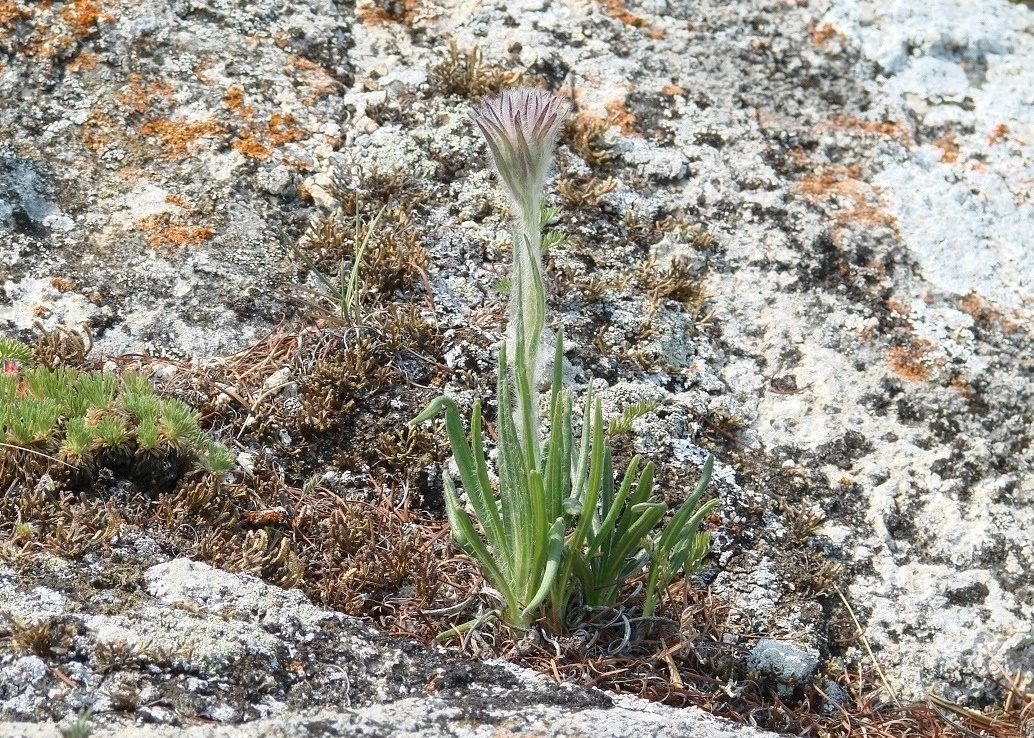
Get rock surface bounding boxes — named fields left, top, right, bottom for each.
left=1, top=0, right=1032, bottom=731
left=0, top=550, right=774, bottom=738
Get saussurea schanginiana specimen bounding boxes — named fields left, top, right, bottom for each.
left=413, top=88, right=717, bottom=634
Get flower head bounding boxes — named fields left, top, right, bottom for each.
left=469, top=88, right=569, bottom=218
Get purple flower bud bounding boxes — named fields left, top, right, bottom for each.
left=469, top=88, right=569, bottom=218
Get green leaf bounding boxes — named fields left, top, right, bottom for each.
left=657, top=455, right=714, bottom=553
left=410, top=395, right=453, bottom=426
left=443, top=472, right=518, bottom=621
left=496, top=344, right=532, bottom=593
left=520, top=516, right=566, bottom=621
left=586, top=455, right=640, bottom=559
left=446, top=400, right=506, bottom=568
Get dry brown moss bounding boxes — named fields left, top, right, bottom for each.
left=561, top=111, right=616, bottom=168
left=297, top=169, right=432, bottom=309
left=0, top=167, right=454, bottom=618
left=430, top=40, right=524, bottom=101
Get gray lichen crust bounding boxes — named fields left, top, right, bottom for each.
left=0, top=547, right=774, bottom=738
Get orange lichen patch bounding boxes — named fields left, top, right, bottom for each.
left=787, top=146, right=811, bottom=167
left=139, top=118, right=226, bottom=159
left=65, top=50, right=97, bottom=71
left=225, top=86, right=254, bottom=117
left=285, top=55, right=343, bottom=104
left=136, top=213, right=215, bottom=250
left=605, top=99, right=637, bottom=135
left=2, top=0, right=111, bottom=66
left=662, top=84, right=684, bottom=97
left=193, top=57, right=214, bottom=82
left=809, top=22, right=843, bottom=46
left=49, top=277, right=76, bottom=292
left=225, top=86, right=243, bottom=109
left=595, top=0, right=646, bottom=27
left=988, top=123, right=1009, bottom=146
left=957, top=291, right=1017, bottom=331
left=796, top=165, right=898, bottom=232
left=81, top=110, right=117, bottom=152
left=60, top=0, right=103, bottom=38
left=233, top=113, right=308, bottom=159
left=116, top=73, right=174, bottom=113
left=163, top=193, right=190, bottom=209
left=281, top=157, right=316, bottom=172
left=268, top=113, right=308, bottom=145
left=114, top=167, right=155, bottom=181
left=32, top=305, right=50, bottom=318
left=933, top=132, right=960, bottom=163
left=886, top=339, right=935, bottom=382
left=824, top=115, right=912, bottom=144
left=233, top=131, right=271, bottom=159
left=958, top=292, right=999, bottom=323
left=357, top=0, right=424, bottom=25
left=0, top=1, right=32, bottom=35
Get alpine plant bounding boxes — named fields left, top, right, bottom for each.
left=414, top=87, right=717, bottom=633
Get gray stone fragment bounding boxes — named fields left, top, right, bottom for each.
left=746, top=640, right=819, bottom=686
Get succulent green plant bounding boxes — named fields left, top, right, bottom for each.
left=414, top=88, right=717, bottom=634
left=121, top=391, right=160, bottom=425
left=70, top=371, right=118, bottom=417
left=94, top=415, right=130, bottom=450
left=0, top=374, right=18, bottom=405
left=0, top=338, right=234, bottom=484
left=156, top=399, right=204, bottom=450
left=195, top=440, right=236, bottom=476
left=121, top=370, right=153, bottom=395
left=0, top=335, right=33, bottom=365
left=3, top=398, right=61, bottom=446
left=134, top=419, right=160, bottom=452
left=61, top=417, right=95, bottom=459
left=23, top=366, right=78, bottom=410
left=59, top=708, right=93, bottom=738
